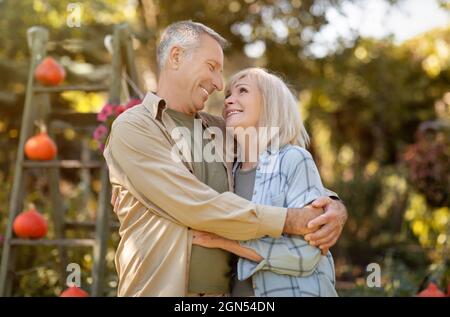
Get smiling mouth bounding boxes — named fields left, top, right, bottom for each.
left=226, top=110, right=243, bottom=118
left=200, top=87, right=210, bottom=98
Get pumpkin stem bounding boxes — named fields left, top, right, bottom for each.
left=34, top=120, right=47, bottom=134
left=27, top=202, right=36, bottom=211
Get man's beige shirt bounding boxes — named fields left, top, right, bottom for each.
left=103, top=92, right=287, bottom=296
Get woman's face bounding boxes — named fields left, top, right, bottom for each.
left=223, top=75, right=262, bottom=129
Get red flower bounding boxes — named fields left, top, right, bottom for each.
left=97, top=103, right=117, bottom=122
left=125, top=98, right=141, bottom=109
left=93, top=125, right=108, bottom=141
left=114, top=105, right=126, bottom=116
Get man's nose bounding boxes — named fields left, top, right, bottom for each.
left=213, top=73, right=224, bottom=91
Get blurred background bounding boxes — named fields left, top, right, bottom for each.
left=0, top=0, right=449, bottom=296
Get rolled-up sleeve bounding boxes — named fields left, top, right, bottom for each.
left=105, top=117, right=286, bottom=240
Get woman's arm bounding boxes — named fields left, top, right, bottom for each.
left=192, top=230, right=263, bottom=262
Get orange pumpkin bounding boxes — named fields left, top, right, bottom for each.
left=35, top=57, right=66, bottom=86
left=60, top=286, right=89, bottom=297
left=13, top=205, right=48, bottom=239
left=416, top=282, right=445, bottom=297
left=24, top=128, right=57, bottom=161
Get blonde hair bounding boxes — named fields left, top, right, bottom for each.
left=225, top=67, right=310, bottom=149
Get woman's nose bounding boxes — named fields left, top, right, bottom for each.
left=225, top=95, right=235, bottom=105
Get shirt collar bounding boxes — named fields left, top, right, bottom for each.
left=142, top=91, right=209, bottom=125
left=142, top=92, right=167, bottom=121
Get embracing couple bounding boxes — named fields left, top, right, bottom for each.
left=104, top=21, right=348, bottom=297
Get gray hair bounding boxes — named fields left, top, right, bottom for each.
left=156, top=20, right=228, bottom=72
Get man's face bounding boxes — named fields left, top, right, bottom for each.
left=177, top=34, right=224, bottom=114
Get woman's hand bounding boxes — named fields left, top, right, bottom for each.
left=191, top=230, right=224, bottom=249
left=192, top=230, right=263, bottom=262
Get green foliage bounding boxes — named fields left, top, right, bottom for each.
left=304, top=38, right=448, bottom=167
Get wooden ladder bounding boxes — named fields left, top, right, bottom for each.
left=0, top=23, right=141, bottom=297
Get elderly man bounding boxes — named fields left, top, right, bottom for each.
left=104, top=21, right=347, bottom=297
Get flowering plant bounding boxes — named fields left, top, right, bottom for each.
left=93, top=98, right=141, bottom=151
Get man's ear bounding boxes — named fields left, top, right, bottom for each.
left=168, top=45, right=183, bottom=70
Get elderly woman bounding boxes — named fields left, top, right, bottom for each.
left=192, top=67, right=338, bottom=297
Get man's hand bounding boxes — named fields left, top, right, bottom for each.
left=304, top=197, right=348, bottom=255
left=283, top=205, right=324, bottom=236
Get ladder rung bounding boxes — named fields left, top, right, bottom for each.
left=9, top=238, right=96, bottom=247
left=34, top=84, right=109, bottom=93
left=65, top=220, right=120, bottom=230
left=49, top=112, right=99, bottom=128
left=23, top=160, right=103, bottom=169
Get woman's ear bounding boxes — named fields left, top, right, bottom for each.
left=168, top=45, right=183, bottom=70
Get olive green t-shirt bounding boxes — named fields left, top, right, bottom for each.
left=165, top=108, right=233, bottom=294
left=231, top=165, right=257, bottom=297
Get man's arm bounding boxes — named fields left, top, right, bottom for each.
left=284, top=206, right=323, bottom=235
left=192, top=206, right=325, bottom=277
left=106, top=118, right=316, bottom=240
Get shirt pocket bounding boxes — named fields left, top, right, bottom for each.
left=269, top=191, right=286, bottom=207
